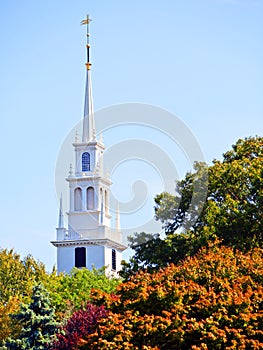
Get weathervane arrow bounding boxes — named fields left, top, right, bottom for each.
left=81, top=15, right=91, bottom=25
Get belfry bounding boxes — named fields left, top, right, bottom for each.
left=51, top=16, right=126, bottom=275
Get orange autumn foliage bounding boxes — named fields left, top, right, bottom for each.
left=83, top=243, right=263, bottom=349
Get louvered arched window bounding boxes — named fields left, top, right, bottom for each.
left=87, top=187, right=94, bottom=210
left=74, top=187, right=82, bottom=211
left=105, top=190, right=108, bottom=214
left=82, top=152, right=90, bottom=172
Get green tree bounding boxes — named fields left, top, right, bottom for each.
left=157, top=136, right=263, bottom=249
left=47, top=267, right=121, bottom=318
left=120, top=232, right=173, bottom=278
left=121, top=136, right=263, bottom=278
left=0, top=249, right=51, bottom=343
left=3, top=284, right=58, bottom=350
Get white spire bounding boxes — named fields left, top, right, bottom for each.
left=82, top=69, right=95, bottom=142
left=58, top=194, right=64, bottom=228
left=81, top=14, right=96, bottom=143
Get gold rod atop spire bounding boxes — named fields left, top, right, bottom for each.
left=81, top=14, right=92, bottom=70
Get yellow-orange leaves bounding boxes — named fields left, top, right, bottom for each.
left=85, top=244, right=263, bottom=349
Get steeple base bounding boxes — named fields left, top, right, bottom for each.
left=51, top=238, right=126, bottom=276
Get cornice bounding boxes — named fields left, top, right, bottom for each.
left=51, top=238, right=127, bottom=251
left=72, top=141, right=105, bottom=150
left=66, top=210, right=99, bottom=215
left=66, top=176, right=112, bottom=185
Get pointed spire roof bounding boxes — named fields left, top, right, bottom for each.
left=81, top=15, right=96, bottom=143
left=58, top=194, right=64, bottom=228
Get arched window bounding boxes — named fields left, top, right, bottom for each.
left=74, top=187, right=82, bottom=211
left=75, top=247, right=86, bottom=268
left=105, top=190, right=108, bottom=214
left=87, top=187, right=94, bottom=210
left=100, top=188, right=103, bottom=223
left=100, top=188, right=103, bottom=209
left=112, top=249, right=116, bottom=271
left=82, top=152, right=90, bottom=172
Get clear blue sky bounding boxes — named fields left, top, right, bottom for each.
left=0, top=0, right=262, bottom=271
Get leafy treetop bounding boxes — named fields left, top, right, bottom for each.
left=121, top=136, right=263, bottom=278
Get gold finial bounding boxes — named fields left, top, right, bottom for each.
left=85, top=62, right=92, bottom=70
left=81, top=15, right=92, bottom=70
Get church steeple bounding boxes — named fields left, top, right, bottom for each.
left=81, top=15, right=95, bottom=142
left=52, top=16, right=126, bottom=276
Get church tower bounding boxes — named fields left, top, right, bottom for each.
left=51, top=16, right=126, bottom=275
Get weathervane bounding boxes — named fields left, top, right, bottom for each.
left=81, top=14, right=92, bottom=70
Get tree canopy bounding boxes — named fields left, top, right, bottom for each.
left=121, top=136, right=263, bottom=277
left=47, top=267, right=120, bottom=318
left=83, top=243, right=263, bottom=349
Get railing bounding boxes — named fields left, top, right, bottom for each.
left=64, top=226, right=122, bottom=242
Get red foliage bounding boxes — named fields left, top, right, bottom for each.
left=52, top=303, right=107, bottom=350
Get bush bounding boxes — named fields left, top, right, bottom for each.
left=52, top=303, right=107, bottom=350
